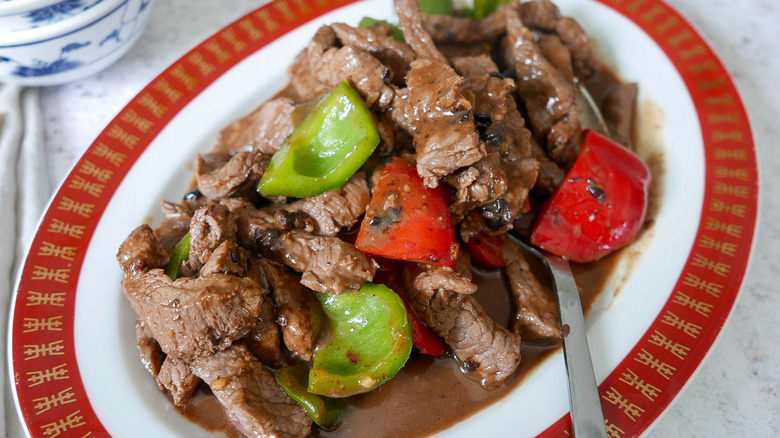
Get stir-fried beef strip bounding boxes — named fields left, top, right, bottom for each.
left=422, top=5, right=509, bottom=45
left=185, top=203, right=238, bottom=275
left=156, top=201, right=192, bottom=249
left=135, top=318, right=165, bottom=382
left=601, top=82, right=639, bottom=147
left=122, top=267, right=266, bottom=360
left=260, top=260, right=323, bottom=361
left=157, top=356, right=201, bottom=406
left=405, top=265, right=522, bottom=389
left=504, top=244, right=561, bottom=340
left=189, top=343, right=312, bottom=438
left=214, top=97, right=297, bottom=156
left=518, top=0, right=600, bottom=79
left=118, top=225, right=170, bottom=275
left=266, top=230, right=378, bottom=295
left=446, top=150, right=508, bottom=222
left=394, top=0, right=449, bottom=64
left=278, top=172, right=371, bottom=237
left=330, top=22, right=416, bottom=85
left=291, top=25, right=396, bottom=110
left=503, top=3, right=581, bottom=166
left=391, top=58, right=485, bottom=188
left=243, top=289, right=287, bottom=369
left=195, top=150, right=270, bottom=200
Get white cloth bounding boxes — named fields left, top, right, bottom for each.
left=0, top=84, right=49, bottom=438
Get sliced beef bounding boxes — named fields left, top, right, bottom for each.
left=260, top=260, right=323, bottom=361
left=214, top=97, right=296, bottom=155
left=529, top=137, right=565, bottom=195
left=122, top=269, right=265, bottom=360
left=135, top=318, right=165, bottom=383
left=391, top=59, right=485, bottom=188
left=243, top=291, right=287, bottom=369
left=221, top=199, right=279, bottom=250
left=189, top=343, right=312, bottom=438
left=394, top=0, right=449, bottom=64
left=117, top=225, right=170, bottom=275
left=186, top=203, right=238, bottom=274
left=157, top=356, right=201, bottom=406
left=518, top=0, right=600, bottom=79
left=267, top=230, right=378, bottom=295
left=445, top=150, right=508, bottom=222
left=289, top=26, right=395, bottom=110
left=505, top=244, right=561, bottom=340
left=405, top=266, right=521, bottom=388
left=538, top=34, right=574, bottom=83
left=277, top=172, right=370, bottom=237
left=199, top=240, right=254, bottom=278
left=421, top=5, right=508, bottom=44
left=330, top=22, right=416, bottom=85
left=451, top=54, right=500, bottom=78
left=155, top=201, right=192, bottom=250
left=601, top=82, right=638, bottom=147
left=503, top=4, right=579, bottom=165
left=195, top=150, right=270, bottom=201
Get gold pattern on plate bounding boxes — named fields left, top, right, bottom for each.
left=698, top=235, right=739, bottom=257
left=32, top=387, right=76, bottom=415
left=619, top=368, right=661, bottom=401
left=26, top=363, right=69, bottom=387
left=660, top=311, right=702, bottom=339
left=25, top=291, right=66, bottom=307
left=106, top=124, right=140, bottom=150
left=78, top=160, right=114, bottom=183
left=648, top=329, right=692, bottom=359
left=23, top=316, right=64, bottom=333
left=40, top=410, right=85, bottom=438
left=709, top=199, right=747, bottom=218
left=91, top=143, right=127, bottom=167
left=47, top=218, right=86, bottom=239
left=120, top=109, right=154, bottom=133
left=672, top=291, right=714, bottom=318
left=187, top=52, right=216, bottom=78
left=635, top=348, right=676, bottom=380
left=152, top=78, right=184, bottom=103
left=24, top=340, right=66, bottom=360
left=38, top=241, right=77, bottom=261
left=68, top=175, right=105, bottom=198
left=603, top=386, right=645, bottom=422
left=57, top=197, right=95, bottom=219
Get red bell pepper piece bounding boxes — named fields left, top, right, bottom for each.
left=355, top=157, right=458, bottom=269
left=464, top=232, right=506, bottom=269
left=530, top=130, right=651, bottom=263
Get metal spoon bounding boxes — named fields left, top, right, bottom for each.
left=504, top=85, right=610, bottom=437
left=508, top=234, right=608, bottom=438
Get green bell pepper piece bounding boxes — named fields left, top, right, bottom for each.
left=308, top=283, right=412, bottom=398
left=470, top=0, right=511, bottom=19
left=275, top=362, right=346, bottom=427
left=257, top=81, right=379, bottom=198
left=417, top=0, right=453, bottom=15
left=165, top=231, right=191, bottom=280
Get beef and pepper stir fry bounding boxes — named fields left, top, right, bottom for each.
left=116, top=0, right=650, bottom=436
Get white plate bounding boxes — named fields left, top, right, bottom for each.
left=8, top=0, right=758, bottom=436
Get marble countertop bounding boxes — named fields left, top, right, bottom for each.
left=22, top=0, right=780, bottom=436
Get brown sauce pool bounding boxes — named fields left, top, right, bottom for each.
left=176, top=254, right=621, bottom=438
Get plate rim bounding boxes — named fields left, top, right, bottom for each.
left=7, top=0, right=759, bottom=436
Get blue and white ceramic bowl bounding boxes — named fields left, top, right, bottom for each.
left=0, top=0, right=107, bottom=33
left=0, top=0, right=154, bottom=86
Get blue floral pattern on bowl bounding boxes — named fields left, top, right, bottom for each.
left=0, top=0, right=154, bottom=85
left=0, top=0, right=106, bottom=32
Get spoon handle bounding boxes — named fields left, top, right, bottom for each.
left=545, top=255, right=609, bottom=438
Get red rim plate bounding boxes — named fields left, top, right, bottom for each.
left=8, top=0, right=758, bottom=437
